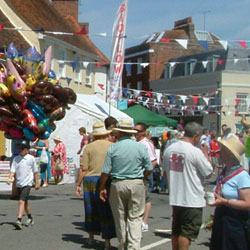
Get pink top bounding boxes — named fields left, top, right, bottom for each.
left=54, top=142, right=68, bottom=173
left=80, top=135, right=88, bottom=148
left=140, top=137, right=157, bottom=162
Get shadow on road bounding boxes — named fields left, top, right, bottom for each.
left=0, top=194, right=50, bottom=200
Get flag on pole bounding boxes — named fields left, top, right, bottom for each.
left=109, top=0, right=128, bottom=101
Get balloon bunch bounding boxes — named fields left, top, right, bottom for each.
left=0, top=43, right=76, bottom=141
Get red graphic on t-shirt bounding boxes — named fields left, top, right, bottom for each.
left=170, top=152, right=185, bottom=172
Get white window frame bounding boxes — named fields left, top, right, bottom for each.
left=127, top=83, right=131, bottom=89
left=164, top=64, right=172, bottom=78
left=85, top=63, right=92, bottom=86
left=137, top=57, right=143, bottom=74
left=212, top=55, right=220, bottom=72
left=74, top=56, right=82, bottom=83
left=236, top=93, right=249, bottom=114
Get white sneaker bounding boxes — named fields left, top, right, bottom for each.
left=141, top=222, right=148, bottom=232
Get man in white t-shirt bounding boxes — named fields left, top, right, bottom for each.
left=163, top=122, right=213, bottom=250
left=7, top=141, right=39, bottom=230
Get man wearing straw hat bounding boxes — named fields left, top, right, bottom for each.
left=163, top=122, right=213, bottom=250
left=100, top=119, right=153, bottom=250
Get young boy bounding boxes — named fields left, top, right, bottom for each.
left=7, top=141, right=40, bottom=230
left=77, top=127, right=88, bottom=155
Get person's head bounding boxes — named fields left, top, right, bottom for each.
left=18, top=141, right=30, bottom=156
left=113, top=119, right=137, bottom=139
left=168, top=130, right=178, bottom=140
left=88, top=121, right=111, bottom=141
left=134, top=122, right=147, bottom=141
left=211, top=132, right=218, bottom=141
left=184, top=122, right=203, bottom=146
left=79, top=127, right=86, bottom=136
left=104, top=116, right=118, bottom=130
left=203, top=128, right=209, bottom=136
left=221, top=124, right=228, bottom=135
left=219, top=135, right=245, bottom=166
left=53, top=135, right=63, bottom=145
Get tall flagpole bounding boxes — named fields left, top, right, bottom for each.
left=109, top=0, right=128, bottom=115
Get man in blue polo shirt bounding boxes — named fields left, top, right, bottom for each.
left=100, top=119, right=152, bottom=250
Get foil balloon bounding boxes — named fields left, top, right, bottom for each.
left=27, top=100, right=46, bottom=122
left=38, top=130, right=50, bottom=140
left=22, top=126, right=35, bottom=141
left=23, top=46, right=41, bottom=76
left=9, top=127, right=23, bottom=139
left=22, top=109, right=40, bottom=134
left=25, top=74, right=36, bottom=91
left=6, top=59, right=27, bottom=102
left=0, top=106, right=14, bottom=118
left=0, top=83, right=10, bottom=97
left=32, top=80, right=53, bottom=95
left=5, top=43, right=19, bottom=59
left=0, top=63, right=7, bottom=83
left=42, top=46, right=52, bottom=76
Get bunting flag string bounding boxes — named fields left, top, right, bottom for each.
left=1, top=24, right=250, bottom=49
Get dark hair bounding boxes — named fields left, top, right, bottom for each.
left=104, top=116, right=118, bottom=130
left=79, top=127, right=86, bottom=133
left=184, top=122, right=203, bottom=138
left=135, top=122, right=147, bottom=131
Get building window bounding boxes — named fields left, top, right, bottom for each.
left=137, top=57, right=143, bottom=74
left=127, top=83, right=131, bottom=89
left=126, top=61, right=132, bottom=76
left=85, top=63, right=92, bottom=86
left=74, top=57, right=82, bottom=83
left=184, top=59, right=197, bottom=75
left=137, top=81, right=142, bottom=90
left=206, top=57, right=212, bottom=72
left=58, top=50, right=66, bottom=78
left=236, top=93, right=249, bottom=114
left=212, top=55, right=220, bottom=71
left=164, top=64, right=171, bottom=78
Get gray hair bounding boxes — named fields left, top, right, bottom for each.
left=184, top=122, right=203, bottom=138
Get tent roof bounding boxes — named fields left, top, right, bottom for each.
left=122, top=104, right=177, bottom=127
left=74, top=94, right=133, bottom=121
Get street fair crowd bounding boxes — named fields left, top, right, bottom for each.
left=1, top=43, right=250, bottom=250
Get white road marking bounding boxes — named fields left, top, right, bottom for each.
left=141, top=238, right=171, bottom=250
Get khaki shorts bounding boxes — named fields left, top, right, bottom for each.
left=143, top=179, right=151, bottom=203
left=172, top=206, right=203, bottom=241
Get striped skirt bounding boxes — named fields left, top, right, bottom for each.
left=83, top=176, right=116, bottom=239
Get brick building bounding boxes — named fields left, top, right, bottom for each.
left=122, top=17, right=224, bottom=91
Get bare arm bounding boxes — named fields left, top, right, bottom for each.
left=75, top=165, right=88, bottom=197
left=210, top=188, right=250, bottom=210
left=7, top=172, right=15, bottom=185
left=34, top=172, right=40, bottom=190
left=99, top=173, right=110, bottom=202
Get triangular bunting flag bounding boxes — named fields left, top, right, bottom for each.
left=71, top=62, right=77, bottom=72
left=0, top=25, right=3, bottom=30
left=235, top=98, right=241, bottom=106
left=224, top=98, right=230, bottom=107
left=83, top=62, right=89, bottom=68
left=133, top=90, right=140, bottom=98
left=97, top=62, right=101, bottom=68
left=66, top=77, right=72, bottom=86
left=202, top=61, right=208, bottom=68
left=99, top=33, right=107, bottom=37
left=98, top=83, right=104, bottom=90
left=170, top=62, right=176, bottom=68
left=179, top=95, right=187, bottom=103
left=146, top=91, right=152, bottom=98
left=236, top=41, right=247, bottom=49
left=176, top=39, right=188, bottom=49
left=203, top=97, right=209, bottom=106
left=156, top=93, right=162, bottom=102
left=141, top=63, right=149, bottom=68
left=169, top=94, right=175, bottom=103
left=219, top=40, right=228, bottom=50
left=192, top=96, right=199, bottom=105
left=75, top=27, right=88, bottom=35
left=160, top=38, right=170, bottom=44
left=234, top=59, right=239, bottom=64
left=218, top=59, right=224, bottom=65
left=122, top=88, right=128, bottom=97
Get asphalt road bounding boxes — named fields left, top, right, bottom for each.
left=0, top=181, right=215, bottom=250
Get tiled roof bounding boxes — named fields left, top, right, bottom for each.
left=1, top=0, right=108, bottom=63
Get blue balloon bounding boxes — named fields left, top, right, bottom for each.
left=22, top=127, right=35, bottom=140
left=48, top=69, right=56, bottom=79
left=39, top=131, right=50, bottom=140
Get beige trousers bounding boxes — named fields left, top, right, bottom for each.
left=109, top=179, right=145, bottom=250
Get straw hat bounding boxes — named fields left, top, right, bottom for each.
left=113, top=119, right=137, bottom=134
left=88, top=121, right=112, bottom=136
left=53, top=135, right=63, bottom=142
left=218, top=135, right=245, bottom=162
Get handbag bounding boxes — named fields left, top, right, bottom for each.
left=55, top=158, right=64, bottom=171
left=40, top=147, right=49, bottom=164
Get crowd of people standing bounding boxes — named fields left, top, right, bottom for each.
left=6, top=117, right=250, bottom=250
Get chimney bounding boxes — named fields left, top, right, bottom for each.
left=51, top=0, right=79, bottom=21
left=174, top=17, right=194, bottom=34
left=78, top=22, right=89, bottom=34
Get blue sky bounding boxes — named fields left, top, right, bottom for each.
left=78, top=0, right=250, bottom=58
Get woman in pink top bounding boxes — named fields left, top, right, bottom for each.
left=51, top=135, right=68, bottom=185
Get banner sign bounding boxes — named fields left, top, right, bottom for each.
left=109, top=0, right=128, bottom=101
